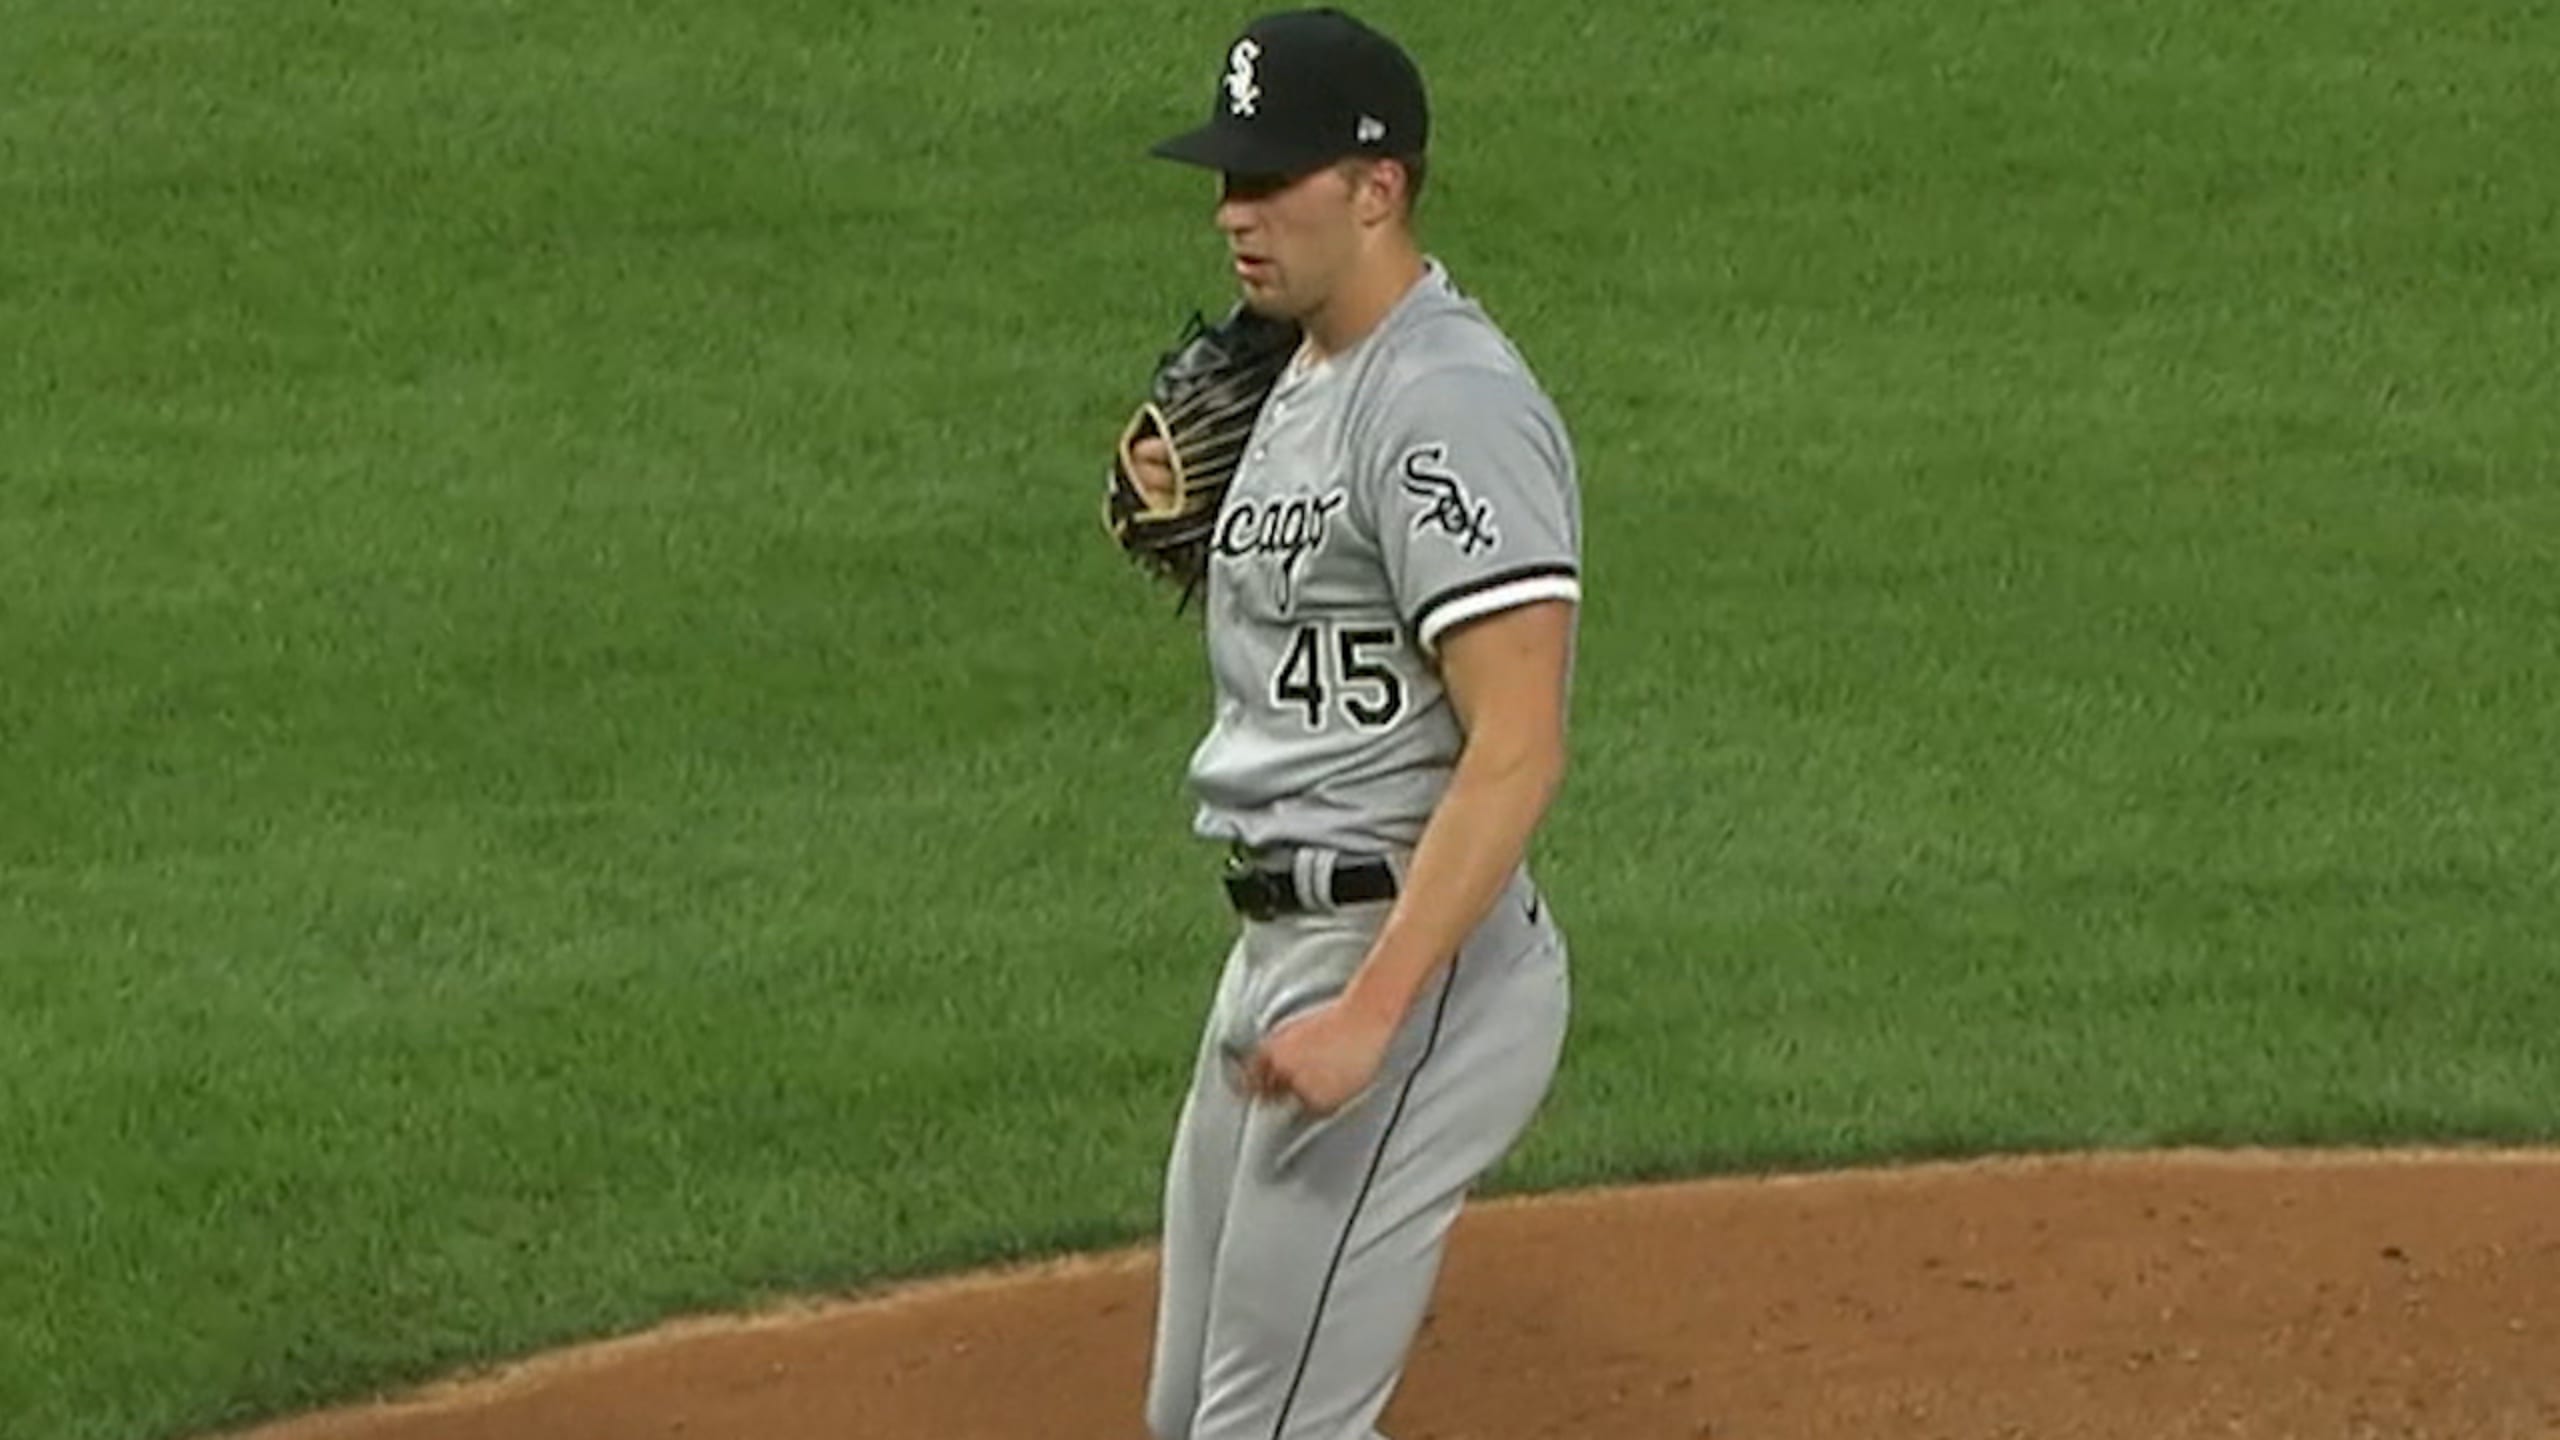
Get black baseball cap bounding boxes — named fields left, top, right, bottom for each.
left=1150, top=9, right=1429, bottom=176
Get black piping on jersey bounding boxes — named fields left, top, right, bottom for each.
left=1409, top=561, right=1581, bottom=638
left=1266, top=950, right=1466, bottom=1440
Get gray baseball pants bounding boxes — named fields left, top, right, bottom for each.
left=1146, top=860, right=1570, bottom=1440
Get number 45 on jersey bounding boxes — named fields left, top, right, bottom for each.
left=1271, top=622, right=1406, bottom=731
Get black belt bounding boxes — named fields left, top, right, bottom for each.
left=1222, top=853, right=1398, bottom=920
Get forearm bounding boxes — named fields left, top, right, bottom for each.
left=1341, top=736, right=1563, bottom=1027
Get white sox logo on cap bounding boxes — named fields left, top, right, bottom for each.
left=1226, top=38, right=1262, bottom=116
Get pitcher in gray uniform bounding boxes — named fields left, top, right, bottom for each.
left=1126, top=11, right=1583, bottom=1439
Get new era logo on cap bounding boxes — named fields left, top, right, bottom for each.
left=1151, top=8, right=1429, bottom=175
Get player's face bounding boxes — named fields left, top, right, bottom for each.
left=1215, top=165, right=1362, bottom=320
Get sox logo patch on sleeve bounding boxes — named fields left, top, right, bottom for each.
left=1398, top=443, right=1499, bottom=556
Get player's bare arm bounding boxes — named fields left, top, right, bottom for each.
left=1244, top=597, right=1574, bottom=1113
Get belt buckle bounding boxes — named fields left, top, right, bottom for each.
left=1223, top=852, right=1287, bottom=920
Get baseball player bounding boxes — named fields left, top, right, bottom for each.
left=1108, top=10, right=1582, bottom=1439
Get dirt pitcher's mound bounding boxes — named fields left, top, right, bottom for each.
left=233, top=1149, right=2560, bottom=1440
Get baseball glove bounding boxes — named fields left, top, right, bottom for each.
left=1104, top=304, right=1302, bottom=607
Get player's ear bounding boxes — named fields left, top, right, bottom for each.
left=1364, top=156, right=1420, bottom=227
left=1342, top=159, right=1396, bottom=226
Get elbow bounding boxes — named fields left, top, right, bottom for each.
left=1533, top=739, right=1569, bottom=812
left=1462, top=725, right=1569, bottom=810
left=1516, top=728, right=1568, bottom=803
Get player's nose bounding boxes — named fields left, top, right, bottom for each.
left=1214, top=174, right=1275, bottom=231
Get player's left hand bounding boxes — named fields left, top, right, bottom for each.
left=1244, top=996, right=1398, bottom=1116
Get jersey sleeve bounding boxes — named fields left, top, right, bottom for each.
left=1364, top=365, right=1582, bottom=654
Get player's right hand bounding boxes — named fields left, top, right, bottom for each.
left=1245, top=996, right=1395, bottom=1118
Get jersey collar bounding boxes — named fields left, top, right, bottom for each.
left=1279, top=257, right=1452, bottom=395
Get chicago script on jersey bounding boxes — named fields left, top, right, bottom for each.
left=1214, top=489, right=1348, bottom=610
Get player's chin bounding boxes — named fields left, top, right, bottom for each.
left=1234, top=277, right=1295, bottom=319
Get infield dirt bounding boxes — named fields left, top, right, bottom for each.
left=227, top=1150, right=2560, bottom=1439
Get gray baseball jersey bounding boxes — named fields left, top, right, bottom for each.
left=1186, top=260, right=1582, bottom=853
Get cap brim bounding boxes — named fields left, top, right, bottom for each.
left=1149, top=123, right=1339, bottom=176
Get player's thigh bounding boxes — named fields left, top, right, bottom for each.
left=1186, top=1076, right=1426, bottom=1440
left=1188, top=944, right=1558, bottom=1437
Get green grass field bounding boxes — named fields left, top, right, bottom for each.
left=4, top=1, right=2556, bottom=1436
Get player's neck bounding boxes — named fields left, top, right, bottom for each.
left=1301, top=242, right=1427, bottom=359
